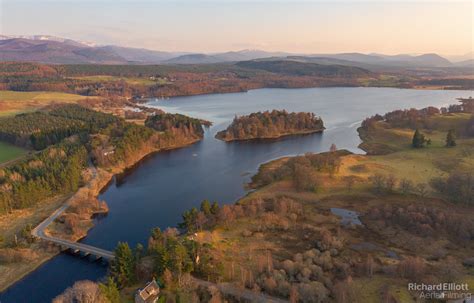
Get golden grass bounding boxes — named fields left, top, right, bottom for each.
left=0, top=195, right=70, bottom=247
left=0, top=91, right=101, bottom=116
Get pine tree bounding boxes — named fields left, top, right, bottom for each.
left=210, top=202, right=220, bottom=215
left=99, top=277, right=120, bottom=303
left=179, top=207, right=198, bottom=232
left=446, top=129, right=456, bottom=147
left=111, top=242, right=135, bottom=287
left=200, top=199, right=211, bottom=215
left=412, top=129, right=426, bottom=148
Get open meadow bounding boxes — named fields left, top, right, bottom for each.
left=0, top=91, right=101, bottom=117
left=0, top=141, right=27, bottom=165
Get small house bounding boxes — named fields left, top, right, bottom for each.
left=135, top=279, right=160, bottom=303
left=103, top=147, right=115, bottom=156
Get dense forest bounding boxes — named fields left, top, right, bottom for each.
left=216, top=110, right=324, bottom=141
left=0, top=140, right=88, bottom=213
left=48, top=104, right=120, bottom=132
left=145, top=113, right=205, bottom=139
left=0, top=112, right=85, bottom=150
left=89, top=120, right=155, bottom=167
left=236, top=60, right=372, bottom=78
left=0, top=104, right=120, bottom=150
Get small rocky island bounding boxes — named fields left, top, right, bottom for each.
left=215, top=109, right=324, bottom=141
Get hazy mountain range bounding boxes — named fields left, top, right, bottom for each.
left=0, top=35, right=472, bottom=68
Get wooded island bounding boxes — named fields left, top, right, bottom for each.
left=215, top=110, right=324, bottom=141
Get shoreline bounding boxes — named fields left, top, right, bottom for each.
left=215, top=128, right=324, bottom=142
left=0, top=251, right=58, bottom=293
left=138, top=85, right=473, bottom=103
left=0, top=136, right=203, bottom=293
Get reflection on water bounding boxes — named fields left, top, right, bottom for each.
left=1, top=87, right=471, bottom=303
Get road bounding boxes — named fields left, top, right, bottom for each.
left=30, top=164, right=115, bottom=261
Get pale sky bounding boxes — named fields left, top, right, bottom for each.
left=1, top=0, right=472, bottom=56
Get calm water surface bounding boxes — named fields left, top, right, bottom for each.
left=1, top=87, right=472, bottom=302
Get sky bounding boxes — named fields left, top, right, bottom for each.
left=0, top=0, right=472, bottom=56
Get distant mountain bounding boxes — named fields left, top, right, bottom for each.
left=315, top=53, right=387, bottom=65
left=455, top=59, right=474, bottom=67
left=235, top=60, right=372, bottom=77
left=98, top=45, right=185, bottom=63
left=0, top=38, right=127, bottom=64
left=0, top=37, right=289, bottom=65
left=164, top=54, right=221, bottom=64
left=404, top=53, right=452, bottom=67
left=0, top=35, right=458, bottom=69
left=0, top=34, right=95, bottom=47
left=445, top=52, right=473, bottom=63
left=164, top=50, right=291, bottom=64
left=309, top=52, right=453, bottom=68
left=285, top=56, right=371, bottom=67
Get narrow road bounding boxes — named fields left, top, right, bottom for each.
left=31, top=164, right=115, bottom=261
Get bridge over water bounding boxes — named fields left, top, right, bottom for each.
left=31, top=166, right=114, bottom=261
left=31, top=197, right=115, bottom=261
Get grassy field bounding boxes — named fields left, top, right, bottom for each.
left=69, top=75, right=170, bottom=86
left=356, top=113, right=474, bottom=184
left=0, top=91, right=100, bottom=116
left=0, top=141, right=27, bottom=164
left=359, top=74, right=412, bottom=88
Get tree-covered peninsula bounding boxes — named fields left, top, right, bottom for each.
left=215, top=110, right=324, bottom=141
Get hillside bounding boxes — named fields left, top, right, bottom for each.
left=236, top=60, right=373, bottom=77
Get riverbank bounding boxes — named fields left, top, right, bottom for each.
left=0, top=135, right=203, bottom=292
